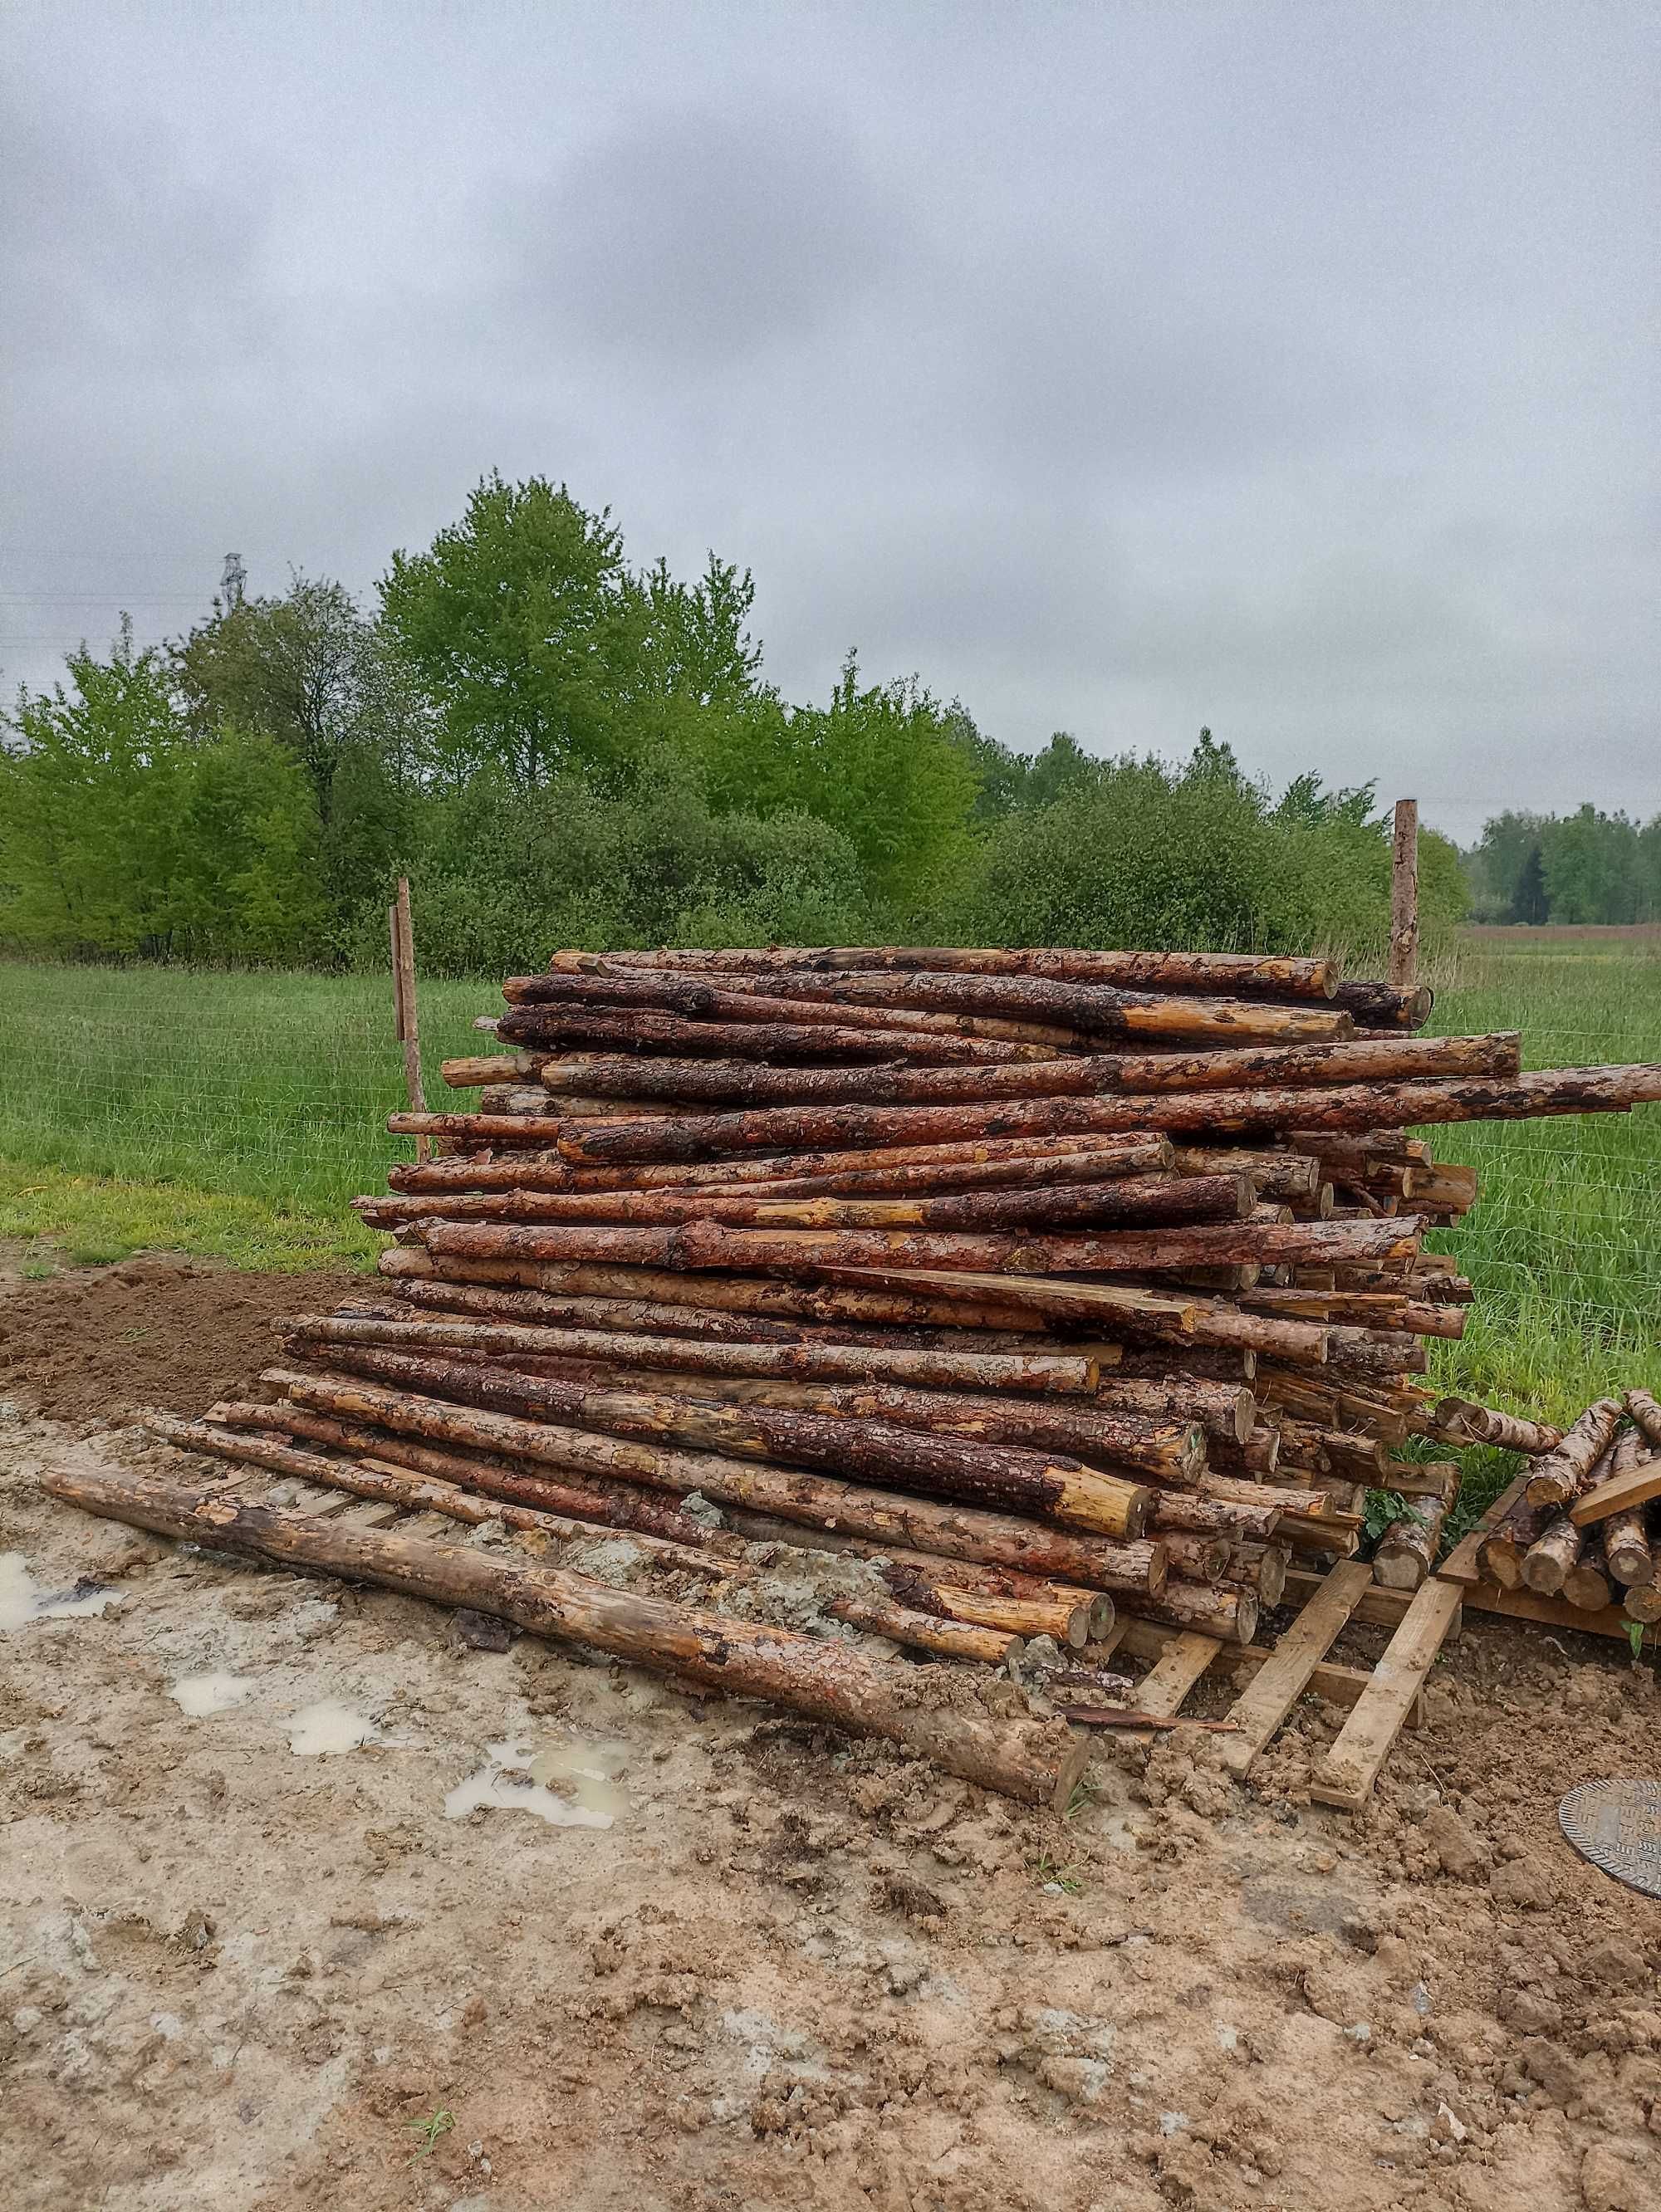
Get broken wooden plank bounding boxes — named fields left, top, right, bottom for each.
left=1309, top=1577, right=1463, bottom=1809
left=1569, top=1449, right=1661, bottom=1529
left=1120, top=1629, right=1222, bottom=1740
left=1221, top=1559, right=1376, bottom=1776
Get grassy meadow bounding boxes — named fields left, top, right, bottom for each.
left=1, top=939, right=1656, bottom=1479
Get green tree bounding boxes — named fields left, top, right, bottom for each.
left=174, top=575, right=420, bottom=820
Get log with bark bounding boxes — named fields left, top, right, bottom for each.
left=357, top=1170, right=1256, bottom=1236
left=1373, top=1497, right=1447, bottom=1592
left=531, top=1065, right=1661, bottom=1166
left=562, top=943, right=1341, bottom=1001
left=287, top=1343, right=1155, bottom=1535
left=1522, top=1400, right=1625, bottom=1507
left=510, top=1030, right=1518, bottom=1109
left=42, top=1460, right=1085, bottom=1808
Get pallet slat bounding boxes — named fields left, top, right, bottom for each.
left=1221, top=1560, right=1375, bottom=1776
left=1309, top=1578, right=1463, bottom=1809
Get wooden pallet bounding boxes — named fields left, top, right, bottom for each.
left=1117, top=1550, right=1461, bottom=1803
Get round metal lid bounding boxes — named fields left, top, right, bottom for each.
left=1558, top=1778, right=1661, bottom=1899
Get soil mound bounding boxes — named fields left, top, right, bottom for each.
left=0, top=1255, right=362, bottom=1422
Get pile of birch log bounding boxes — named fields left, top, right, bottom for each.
left=1477, top=1389, right=1661, bottom=1625
left=172, top=945, right=1658, bottom=1691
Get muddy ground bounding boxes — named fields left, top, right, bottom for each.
left=2, top=1256, right=1659, bottom=2212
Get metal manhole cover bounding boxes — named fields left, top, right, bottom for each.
left=1558, top=1779, right=1661, bottom=1898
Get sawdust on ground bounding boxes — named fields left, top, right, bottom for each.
left=2, top=1255, right=1659, bottom=2212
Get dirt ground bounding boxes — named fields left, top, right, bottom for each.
left=2, top=1256, right=1659, bottom=2212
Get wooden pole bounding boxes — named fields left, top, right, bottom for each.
left=391, top=876, right=429, bottom=1162
left=1389, top=800, right=1419, bottom=991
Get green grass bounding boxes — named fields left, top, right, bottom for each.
left=0, top=961, right=497, bottom=1270
left=1417, top=927, right=1661, bottom=1521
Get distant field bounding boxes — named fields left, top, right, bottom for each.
left=1, top=945, right=1657, bottom=1451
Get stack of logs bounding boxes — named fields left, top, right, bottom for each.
left=161, top=945, right=1659, bottom=1716
left=1477, top=1389, right=1661, bottom=1626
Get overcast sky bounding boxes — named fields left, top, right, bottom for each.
left=3, top=2, right=1655, bottom=842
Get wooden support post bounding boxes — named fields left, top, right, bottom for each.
left=390, top=875, right=429, bottom=1162
left=1389, top=799, right=1418, bottom=991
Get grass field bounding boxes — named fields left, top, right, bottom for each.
left=1, top=940, right=1656, bottom=1469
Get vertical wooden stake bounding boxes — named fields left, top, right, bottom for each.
left=1389, top=798, right=1418, bottom=990
left=390, top=876, right=429, bottom=1162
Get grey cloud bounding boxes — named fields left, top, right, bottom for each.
left=523, top=99, right=906, bottom=367
left=0, top=2, right=1654, bottom=849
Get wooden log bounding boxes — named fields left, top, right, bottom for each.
left=1623, top=1583, right=1661, bottom=1626
left=1329, top=979, right=1433, bottom=1030
left=506, top=968, right=1076, bottom=1050
left=1119, top=1578, right=1258, bottom=1645
left=678, top=1509, right=1118, bottom=1638
left=413, top=1215, right=1420, bottom=1280
left=1403, top=1161, right=1479, bottom=1212
left=377, top=1275, right=1128, bottom=1367
left=1523, top=1400, right=1625, bottom=1507
left=872, top=1572, right=1080, bottom=1649
left=1231, top=1541, right=1288, bottom=1607
left=206, top=1399, right=757, bottom=1554
left=567, top=943, right=1341, bottom=1001
left=518, top=1031, right=1519, bottom=1108
left=1573, top=1426, right=1661, bottom=1529
left=1172, top=1148, right=1322, bottom=1201
left=1562, top=1534, right=1615, bottom=1613
left=1596, top=1506, right=1657, bottom=1584
left=42, top=1461, right=1081, bottom=1807
left=262, top=1367, right=1160, bottom=1589
left=1093, top=1376, right=1254, bottom=1445
left=1521, top=1515, right=1585, bottom=1595
left=1389, top=799, right=1418, bottom=990
left=146, top=1414, right=749, bottom=1581
left=316, top=1336, right=1203, bottom=1495
left=553, top=962, right=1357, bottom=1047
left=1477, top=1495, right=1552, bottom=1591
left=1150, top=1492, right=1283, bottom=1541
left=277, top=1348, right=1154, bottom=1537
left=379, top=1249, right=1082, bottom=1336
left=1626, top=1388, right=1661, bottom=1450
left=497, top=1006, right=1061, bottom=1064
left=443, top=1054, right=534, bottom=1087
left=360, top=1171, right=1255, bottom=1235
left=1433, top=1400, right=1562, bottom=1454
left=1157, top=1533, right=1229, bottom=1581
left=295, top=1309, right=1100, bottom=1396
left=390, top=1131, right=1173, bottom=1197
left=1374, top=1498, right=1446, bottom=1591
left=1205, top=1428, right=1281, bottom=1475
left=433, top=1064, right=1660, bottom=1167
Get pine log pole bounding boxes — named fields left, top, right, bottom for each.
left=390, top=876, right=429, bottom=1162
left=259, top=1367, right=1158, bottom=1585
left=1627, top=1389, right=1661, bottom=1451
left=40, top=1461, right=1085, bottom=1808
left=1523, top=1400, right=1624, bottom=1507
left=564, top=944, right=1341, bottom=1000
left=1389, top=800, right=1419, bottom=991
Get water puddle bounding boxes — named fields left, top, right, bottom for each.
left=0, top=1552, right=121, bottom=1632
left=171, top=1671, right=258, bottom=1718
left=285, top=1701, right=379, bottom=1755
left=444, top=1736, right=628, bottom=1829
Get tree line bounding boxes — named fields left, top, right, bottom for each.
left=1463, top=809, right=1661, bottom=927
left=1, top=471, right=1470, bottom=972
